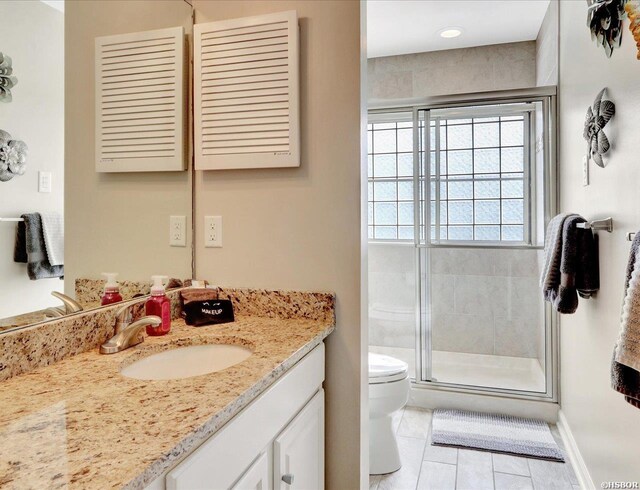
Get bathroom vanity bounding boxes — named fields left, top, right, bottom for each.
left=0, top=289, right=335, bottom=489
left=157, top=344, right=324, bottom=490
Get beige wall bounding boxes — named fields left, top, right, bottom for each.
left=65, top=1, right=193, bottom=292
left=0, top=1, right=64, bottom=318
left=192, top=1, right=364, bottom=488
left=559, top=0, right=640, bottom=484
left=368, top=41, right=536, bottom=102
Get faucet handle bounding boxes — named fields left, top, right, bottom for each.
left=100, top=315, right=161, bottom=355
left=114, top=303, right=134, bottom=334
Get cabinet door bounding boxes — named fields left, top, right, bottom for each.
left=232, top=452, right=270, bottom=490
left=274, top=390, right=324, bottom=490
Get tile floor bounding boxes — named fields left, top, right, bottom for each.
left=369, top=407, right=580, bottom=490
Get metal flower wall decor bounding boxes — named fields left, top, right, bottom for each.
left=0, top=130, right=28, bottom=182
left=583, top=88, right=615, bottom=168
left=0, top=53, right=17, bottom=102
left=587, top=0, right=628, bottom=57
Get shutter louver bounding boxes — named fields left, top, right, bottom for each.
left=95, top=27, right=186, bottom=172
left=194, top=11, right=300, bottom=170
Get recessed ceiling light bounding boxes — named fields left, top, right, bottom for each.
left=439, top=28, right=462, bottom=39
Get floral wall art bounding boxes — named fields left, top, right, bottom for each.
left=587, top=0, right=640, bottom=60
left=626, top=1, right=640, bottom=58
left=587, top=0, right=628, bottom=57
left=0, top=130, right=28, bottom=182
left=583, top=88, right=615, bottom=168
left=0, top=52, right=17, bottom=102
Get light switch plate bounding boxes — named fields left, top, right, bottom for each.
left=169, top=215, right=187, bottom=247
left=204, top=216, right=222, bottom=248
left=583, top=155, right=589, bottom=187
left=38, top=171, right=52, bottom=193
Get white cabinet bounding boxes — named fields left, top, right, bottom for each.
left=274, top=390, right=324, bottom=490
left=193, top=11, right=300, bottom=170
left=161, top=344, right=325, bottom=490
left=232, top=452, right=270, bottom=490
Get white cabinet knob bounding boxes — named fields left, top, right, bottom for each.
left=282, top=473, right=295, bottom=485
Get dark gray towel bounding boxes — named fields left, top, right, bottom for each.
left=543, top=214, right=599, bottom=314
left=13, top=213, right=63, bottom=280
left=612, top=231, right=640, bottom=409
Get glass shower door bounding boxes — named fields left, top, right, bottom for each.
left=416, top=94, right=556, bottom=396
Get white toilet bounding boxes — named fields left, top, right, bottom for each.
left=368, top=352, right=410, bottom=475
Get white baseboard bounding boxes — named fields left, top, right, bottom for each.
left=557, top=410, right=595, bottom=490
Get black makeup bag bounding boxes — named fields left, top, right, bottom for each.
left=183, top=299, right=234, bottom=327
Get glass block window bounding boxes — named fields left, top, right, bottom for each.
left=367, top=120, right=416, bottom=240
left=428, top=114, right=529, bottom=243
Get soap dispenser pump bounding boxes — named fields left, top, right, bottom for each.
left=101, top=273, right=123, bottom=306
left=145, top=275, right=171, bottom=336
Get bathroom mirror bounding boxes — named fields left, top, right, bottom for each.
left=0, top=0, right=194, bottom=332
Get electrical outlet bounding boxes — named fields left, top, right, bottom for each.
left=169, top=215, right=187, bottom=247
left=204, top=216, right=222, bottom=248
left=38, top=171, right=52, bottom=193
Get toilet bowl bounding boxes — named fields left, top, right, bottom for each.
left=369, top=352, right=410, bottom=475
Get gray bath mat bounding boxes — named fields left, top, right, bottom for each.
left=431, top=409, right=565, bottom=461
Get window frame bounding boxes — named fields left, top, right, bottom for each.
left=424, top=105, right=534, bottom=247
left=368, top=97, right=544, bottom=250
left=367, top=111, right=416, bottom=242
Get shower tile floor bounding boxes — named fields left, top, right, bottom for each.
left=369, top=408, right=579, bottom=490
left=370, top=346, right=546, bottom=393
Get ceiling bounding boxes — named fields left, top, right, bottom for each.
left=367, top=0, right=551, bottom=58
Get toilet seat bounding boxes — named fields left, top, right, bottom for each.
left=368, top=352, right=408, bottom=384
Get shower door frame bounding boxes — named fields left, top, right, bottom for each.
left=369, top=86, right=559, bottom=402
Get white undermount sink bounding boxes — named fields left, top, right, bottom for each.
left=120, top=344, right=252, bottom=380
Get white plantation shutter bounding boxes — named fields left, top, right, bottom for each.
left=194, top=11, right=300, bottom=170
left=95, top=27, right=186, bottom=172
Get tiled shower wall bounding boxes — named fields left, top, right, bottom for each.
left=429, top=247, right=544, bottom=359
left=368, top=243, right=544, bottom=359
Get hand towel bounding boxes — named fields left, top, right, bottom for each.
left=13, top=213, right=64, bottom=280
left=541, top=213, right=599, bottom=314
left=540, top=213, right=570, bottom=293
left=40, top=212, right=64, bottom=266
left=612, top=231, right=640, bottom=408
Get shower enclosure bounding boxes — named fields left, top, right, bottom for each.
left=368, top=87, right=557, bottom=399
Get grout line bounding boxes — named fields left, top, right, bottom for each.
left=527, top=459, right=536, bottom=490
left=414, top=429, right=429, bottom=490
left=415, top=409, right=433, bottom=489
left=491, top=451, right=497, bottom=490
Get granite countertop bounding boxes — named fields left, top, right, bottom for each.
left=0, top=315, right=334, bottom=489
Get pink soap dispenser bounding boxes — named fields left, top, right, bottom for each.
left=145, top=275, right=171, bottom=336
left=101, top=273, right=123, bottom=306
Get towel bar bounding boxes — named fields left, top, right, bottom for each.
left=0, top=217, right=24, bottom=222
left=576, top=217, right=613, bottom=232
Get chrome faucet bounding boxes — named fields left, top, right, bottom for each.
left=43, top=306, right=65, bottom=318
left=52, top=291, right=83, bottom=313
left=45, top=291, right=84, bottom=319
left=100, top=315, right=161, bottom=354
